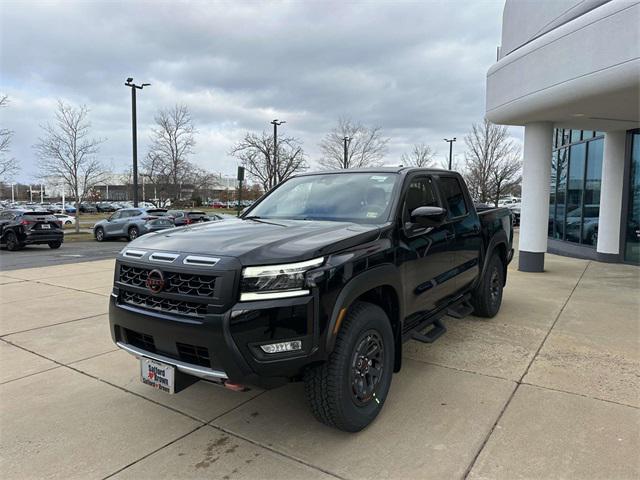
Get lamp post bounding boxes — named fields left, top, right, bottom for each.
left=270, top=119, right=286, bottom=185
left=444, top=137, right=457, bottom=170
left=343, top=136, right=351, bottom=168
left=125, top=77, right=151, bottom=207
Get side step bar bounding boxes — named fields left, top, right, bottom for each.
left=406, top=295, right=474, bottom=344
left=411, top=318, right=446, bottom=343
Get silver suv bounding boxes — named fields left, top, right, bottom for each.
left=94, top=208, right=174, bottom=242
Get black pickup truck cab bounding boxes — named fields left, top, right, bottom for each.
left=109, top=168, right=513, bottom=431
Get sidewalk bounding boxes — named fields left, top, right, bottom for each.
left=0, top=254, right=638, bottom=479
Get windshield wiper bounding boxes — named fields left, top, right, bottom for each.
left=242, top=215, right=286, bottom=227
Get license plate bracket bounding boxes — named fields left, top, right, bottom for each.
left=140, top=358, right=175, bottom=394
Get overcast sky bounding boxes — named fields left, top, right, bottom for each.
left=0, top=0, right=516, bottom=183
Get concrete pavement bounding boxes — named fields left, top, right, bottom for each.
left=0, top=255, right=638, bottom=479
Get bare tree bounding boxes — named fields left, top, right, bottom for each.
left=144, top=104, right=196, bottom=201
left=34, top=100, right=107, bottom=232
left=401, top=143, right=436, bottom=168
left=318, top=117, right=389, bottom=169
left=0, top=95, right=19, bottom=181
left=230, top=131, right=307, bottom=191
left=463, top=119, right=521, bottom=205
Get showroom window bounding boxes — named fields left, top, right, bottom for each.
left=625, top=131, right=640, bottom=264
left=549, top=129, right=604, bottom=246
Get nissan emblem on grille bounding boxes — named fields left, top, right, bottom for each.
left=146, top=269, right=165, bottom=293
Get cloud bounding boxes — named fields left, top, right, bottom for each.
left=0, top=0, right=512, bottom=182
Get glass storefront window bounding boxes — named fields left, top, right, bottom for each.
left=582, top=138, right=603, bottom=246
left=570, top=129, right=582, bottom=143
left=565, top=143, right=586, bottom=244
left=548, top=129, right=604, bottom=247
left=625, top=132, right=640, bottom=263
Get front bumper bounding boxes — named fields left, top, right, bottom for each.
left=109, top=290, right=321, bottom=389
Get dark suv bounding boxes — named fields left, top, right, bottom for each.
left=0, top=209, right=64, bottom=250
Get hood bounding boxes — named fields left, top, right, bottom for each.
left=130, top=218, right=381, bottom=265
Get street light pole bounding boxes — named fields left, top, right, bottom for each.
left=125, top=77, right=150, bottom=207
left=444, top=137, right=457, bottom=170
left=270, top=119, right=286, bottom=186
left=343, top=136, right=351, bottom=168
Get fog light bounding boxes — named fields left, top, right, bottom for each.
left=260, top=340, right=302, bottom=354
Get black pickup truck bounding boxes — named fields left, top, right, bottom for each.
left=108, top=168, right=513, bottom=431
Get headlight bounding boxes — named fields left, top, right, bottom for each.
left=240, top=257, right=324, bottom=301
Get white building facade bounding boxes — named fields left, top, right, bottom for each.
left=486, top=0, right=640, bottom=270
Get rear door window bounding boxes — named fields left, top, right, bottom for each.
left=439, top=177, right=468, bottom=218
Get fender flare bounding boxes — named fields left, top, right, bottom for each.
left=477, top=230, right=509, bottom=288
left=325, top=264, right=404, bottom=353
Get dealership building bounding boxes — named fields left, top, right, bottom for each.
left=486, top=0, right=639, bottom=270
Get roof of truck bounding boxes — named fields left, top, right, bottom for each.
left=295, top=166, right=455, bottom=176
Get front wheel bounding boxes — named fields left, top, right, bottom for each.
left=94, top=227, right=105, bottom=242
left=48, top=241, right=62, bottom=249
left=304, top=301, right=394, bottom=432
left=471, top=254, right=504, bottom=318
left=127, top=226, right=139, bottom=241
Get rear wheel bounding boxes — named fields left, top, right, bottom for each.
left=48, top=241, right=62, bottom=249
left=65, top=220, right=72, bottom=225
left=127, top=226, right=139, bottom=241
left=5, top=231, right=23, bottom=251
left=94, top=227, right=105, bottom=242
left=471, top=254, right=504, bottom=318
left=304, top=302, right=394, bottom=432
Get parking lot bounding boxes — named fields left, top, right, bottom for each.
left=0, top=248, right=639, bottom=479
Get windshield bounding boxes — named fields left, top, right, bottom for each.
left=246, top=172, right=399, bottom=223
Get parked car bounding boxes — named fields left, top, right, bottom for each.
left=109, top=167, right=514, bottom=432
left=167, top=210, right=210, bottom=226
left=96, top=202, right=117, bottom=213
left=210, top=201, right=226, bottom=209
left=54, top=213, right=76, bottom=226
left=0, top=209, right=64, bottom=251
left=93, top=208, right=175, bottom=242
left=79, top=202, right=97, bottom=213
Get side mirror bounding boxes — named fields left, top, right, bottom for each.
left=410, top=206, right=447, bottom=227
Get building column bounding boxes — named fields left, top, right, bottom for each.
left=596, top=131, right=626, bottom=259
left=519, top=122, right=553, bottom=272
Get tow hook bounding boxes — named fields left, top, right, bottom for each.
left=224, top=381, right=247, bottom=392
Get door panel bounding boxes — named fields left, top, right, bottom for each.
left=398, top=176, right=457, bottom=317
left=437, top=176, right=482, bottom=291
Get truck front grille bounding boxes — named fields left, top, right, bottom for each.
left=119, top=264, right=217, bottom=297
left=120, top=290, right=207, bottom=318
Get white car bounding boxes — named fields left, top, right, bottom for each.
left=54, top=213, right=76, bottom=226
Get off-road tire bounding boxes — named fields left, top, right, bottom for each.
left=127, top=226, right=139, bottom=241
left=94, top=227, right=105, bottom=242
left=303, top=301, right=394, bottom=432
left=48, top=241, right=62, bottom=249
left=471, top=254, right=504, bottom=318
left=5, top=231, right=23, bottom=251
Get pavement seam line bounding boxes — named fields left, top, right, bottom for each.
left=461, top=260, right=591, bottom=480
left=211, top=424, right=348, bottom=480
left=405, top=356, right=516, bottom=383
left=520, top=381, right=640, bottom=410
left=100, top=424, right=209, bottom=480
left=0, top=312, right=109, bottom=337
left=29, top=278, right=114, bottom=298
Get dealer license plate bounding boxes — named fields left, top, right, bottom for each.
left=40, top=224, right=51, bottom=229
left=140, top=358, right=175, bottom=394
